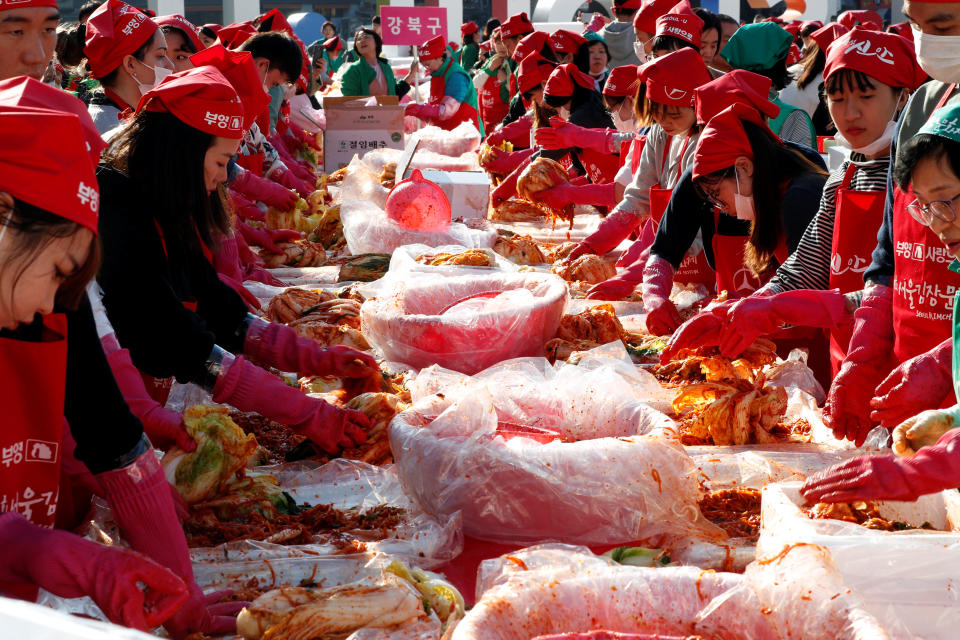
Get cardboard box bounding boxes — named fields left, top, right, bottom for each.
left=323, top=96, right=405, bottom=171
left=411, top=169, right=491, bottom=219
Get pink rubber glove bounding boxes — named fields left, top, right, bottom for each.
left=641, top=255, right=681, bottom=335
left=101, top=334, right=196, bottom=452
left=237, top=222, right=301, bottom=251
left=718, top=288, right=848, bottom=358
left=230, top=165, right=299, bottom=210
left=535, top=116, right=615, bottom=153
left=405, top=102, right=442, bottom=121
left=490, top=157, right=533, bottom=206
left=244, top=262, right=286, bottom=286
left=535, top=181, right=617, bottom=209
left=228, top=190, right=265, bottom=222
left=824, top=284, right=895, bottom=447
left=0, top=512, right=188, bottom=631
left=97, top=451, right=245, bottom=639
left=212, top=233, right=245, bottom=284
left=212, top=354, right=370, bottom=454
left=581, top=209, right=642, bottom=256
left=584, top=234, right=648, bottom=299
left=870, top=337, right=954, bottom=428
left=481, top=146, right=535, bottom=175
left=586, top=13, right=607, bottom=31
left=800, top=428, right=960, bottom=504
left=244, top=317, right=379, bottom=379
left=274, top=167, right=315, bottom=199
left=660, top=301, right=737, bottom=361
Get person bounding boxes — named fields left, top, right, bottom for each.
left=574, top=0, right=611, bottom=22
left=77, top=0, right=102, bottom=23
left=719, top=21, right=815, bottom=148
left=0, top=0, right=59, bottom=81
left=712, top=13, right=739, bottom=72
left=405, top=34, right=484, bottom=135
left=156, top=14, right=204, bottom=72
left=799, top=19, right=823, bottom=51
left=819, top=0, right=960, bottom=447
left=339, top=28, right=412, bottom=98
left=78, top=0, right=174, bottom=134
left=0, top=75, right=243, bottom=640
left=481, top=52, right=556, bottom=154
left=600, top=0, right=642, bottom=68
left=800, top=102, right=960, bottom=506
left=321, top=20, right=336, bottom=40
left=555, top=49, right=714, bottom=297
left=476, top=28, right=513, bottom=133
left=631, top=0, right=678, bottom=64
left=663, top=28, right=924, bottom=375
left=651, top=0, right=702, bottom=59
left=459, top=21, right=480, bottom=70
left=693, top=7, right=721, bottom=67
left=371, top=15, right=381, bottom=37
left=198, top=23, right=220, bottom=47
left=549, top=29, right=586, bottom=66
left=777, top=22, right=840, bottom=136
left=640, top=70, right=827, bottom=335
left=321, top=35, right=350, bottom=74
left=498, top=11, right=535, bottom=102
left=837, top=9, right=883, bottom=31
left=577, top=30, right=612, bottom=86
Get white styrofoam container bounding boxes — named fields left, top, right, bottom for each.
left=415, top=170, right=490, bottom=219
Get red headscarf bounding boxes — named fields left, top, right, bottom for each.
left=694, top=69, right=777, bottom=125
left=838, top=9, right=883, bottom=32
left=84, top=0, right=158, bottom=79
left=544, top=63, right=596, bottom=99
left=0, top=0, right=57, bottom=8
left=887, top=22, right=914, bottom=42
left=810, top=22, right=850, bottom=52
left=603, top=64, right=639, bottom=98
left=638, top=47, right=710, bottom=107
left=634, top=0, right=679, bottom=35
left=512, top=30, right=548, bottom=62
left=190, top=44, right=270, bottom=131
left=550, top=29, right=587, bottom=54
left=461, top=21, right=479, bottom=36
left=500, top=12, right=534, bottom=39
left=155, top=14, right=205, bottom=53
left=786, top=42, right=801, bottom=66
left=323, top=36, right=343, bottom=52
left=518, top=52, right=558, bottom=95
left=654, top=0, right=703, bottom=49
left=137, top=66, right=244, bottom=138
left=419, top=35, right=447, bottom=61
left=823, top=27, right=926, bottom=91
left=693, top=103, right=779, bottom=179
left=216, top=21, right=256, bottom=49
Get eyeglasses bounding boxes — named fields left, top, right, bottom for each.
left=695, top=169, right=731, bottom=210
left=907, top=192, right=960, bottom=226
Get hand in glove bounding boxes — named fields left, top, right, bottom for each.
left=801, top=428, right=960, bottom=503
left=717, top=288, right=848, bottom=358
left=579, top=209, right=642, bottom=256
left=535, top=116, right=614, bottom=153
left=236, top=222, right=301, bottom=252
left=405, top=102, right=442, bottom=121
left=229, top=166, right=299, bottom=210
left=490, top=159, right=530, bottom=207
left=480, top=146, right=534, bottom=176
left=641, top=255, right=681, bottom=335
left=243, top=317, right=379, bottom=379
left=228, top=191, right=265, bottom=222
left=0, top=512, right=188, bottom=632
left=892, top=407, right=960, bottom=457
left=534, top=181, right=616, bottom=210
left=213, top=354, right=370, bottom=453
left=273, top=167, right=315, bottom=199
left=584, top=235, right=647, bottom=300
left=870, top=338, right=954, bottom=428
left=660, top=303, right=734, bottom=361
left=824, top=284, right=895, bottom=446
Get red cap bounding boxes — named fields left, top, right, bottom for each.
left=480, top=39, right=493, bottom=52
left=655, top=0, right=703, bottom=49
left=255, top=9, right=311, bottom=92
left=693, top=103, right=779, bottom=179
left=838, top=9, right=883, bottom=31
left=549, top=29, right=587, bottom=54
left=189, top=44, right=269, bottom=131
left=634, top=0, right=679, bottom=35
left=461, top=21, right=479, bottom=36
left=0, top=105, right=100, bottom=233
left=323, top=35, right=343, bottom=52
left=201, top=23, right=222, bottom=34
left=518, top=52, right=557, bottom=95
left=810, top=22, right=849, bottom=52
left=216, top=21, right=256, bottom=49
left=638, top=47, right=710, bottom=107
left=800, top=20, right=823, bottom=33
left=0, top=0, right=57, bottom=8
left=156, top=14, right=205, bottom=53
left=137, top=66, right=244, bottom=138
left=614, top=0, right=643, bottom=10
left=786, top=42, right=801, bottom=66
left=512, top=30, right=548, bottom=62
left=603, top=64, right=639, bottom=97
left=500, top=12, right=534, bottom=39
left=783, top=22, right=800, bottom=38
left=888, top=22, right=914, bottom=42
left=419, top=35, right=447, bottom=61
left=823, top=27, right=926, bottom=92
left=84, top=0, right=158, bottom=79
left=544, top=63, right=596, bottom=98
left=694, top=69, right=776, bottom=125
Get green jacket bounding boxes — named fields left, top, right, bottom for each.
left=459, top=41, right=479, bottom=71
left=323, top=48, right=352, bottom=73
left=339, top=57, right=399, bottom=97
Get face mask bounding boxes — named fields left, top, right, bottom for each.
left=559, top=106, right=571, bottom=120
left=633, top=41, right=650, bottom=64
left=833, top=91, right=902, bottom=157
left=734, top=169, right=755, bottom=221
left=915, top=30, right=960, bottom=84
left=611, top=105, right=635, bottom=132
left=133, top=62, right=172, bottom=96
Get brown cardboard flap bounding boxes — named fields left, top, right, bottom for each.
left=323, top=95, right=400, bottom=108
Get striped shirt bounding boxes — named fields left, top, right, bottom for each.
left=765, top=152, right=890, bottom=293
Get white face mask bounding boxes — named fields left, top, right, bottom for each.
left=734, top=169, right=755, bottom=221
left=559, top=106, right=571, bottom=120
left=833, top=91, right=902, bottom=157
left=133, top=62, right=172, bottom=96
left=915, top=30, right=960, bottom=84
left=611, top=105, right=635, bottom=133
left=633, top=40, right=650, bottom=64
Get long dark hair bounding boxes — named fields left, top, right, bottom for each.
left=103, top=111, right=231, bottom=263
left=795, top=42, right=825, bottom=90
left=544, top=83, right=609, bottom=123
left=633, top=82, right=701, bottom=132
left=0, top=198, right=100, bottom=310
left=695, top=120, right=827, bottom=275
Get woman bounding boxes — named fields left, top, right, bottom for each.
left=405, top=35, right=483, bottom=134
left=156, top=14, right=204, bottom=72
left=549, top=29, right=587, bottom=65
left=640, top=70, right=827, bottom=335
left=476, top=28, right=513, bottom=134
left=650, top=0, right=703, bottom=58
left=0, top=76, right=242, bottom=639
left=79, top=0, right=174, bottom=134
left=502, top=30, right=558, bottom=123
left=96, top=67, right=378, bottom=460
left=693, top=7, right=721, bottom=67
left=665, top=28, right=924, bottom=375
left=339, top=28, right=412, bottom=98
left=198, top=23, right=220, bottom=48
left=720, top=21, right=816, bottom=148
left=321, top=20, right=336, bottom=40
left=631, top=0, right=677, bottom=64
left=800, top=102, right=960, bottom=508
left=459, top=21, right=480, bottom=71
left=777, top=30, right=828, bottom=135
left=322, top=35, right=349, bottom=74
left=573, top=30, right=611, bottom=87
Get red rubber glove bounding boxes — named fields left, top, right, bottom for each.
left=583, top=233, right=647, bottom=300
left=490, top=157, right=533, bottom=206
left=641, top=255, right=681, bottom=335
left=405, top=102, right=442, bottom=121
left=212, top=354, right=370, bottom=454
left=101, top=334, right=195, bottom=452
left=273, top=168, right=315, bottom=199
left=228, top=191, right=265, bottom=223
left=244, top=262, right=286, bottom=286
left=230, top=165, right=299, bottom=210
left=0, top=512, right=188, bottom=631
left=237, top=222, right=301, bottom=251
left=535, top=181, right=617, bottom=210
left=718, top=288, right=848, bottom=358
left=212, top=233, right=245, bottom=283
left=535, top=116, right=615, bottom=153
left=800, top=428, right=960, bottom=504
left=824, top=284, right=895, bottom=447
left=485, top=127, right=507, bottom=148
left=244, top=317, right=379, bottom=379
left=97, top=451, right=245, bottom=639
left=581, top=209, right=642, bottom=256
left=660, top=301, right=737, bottom=361
left=481, top=146, right=535, bottom=175
left=495, top=113, right=535, bottom=149
left=869, top=338, right=953, bottom=428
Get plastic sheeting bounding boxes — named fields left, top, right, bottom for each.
left=411, top=122, right=482, bottom=158
left=360, top=271, right=567, bottom=374
left=0, top=596, right=158, bottom=640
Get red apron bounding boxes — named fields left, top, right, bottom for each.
left=580, top=145, right=621, bottom=185
left=828, top=162, right=885, bottom=372
left=429, top=62, right=481, bottom=132
left=479, top=76, right=510, bottom=134
left=711, top=210, right=789, bottom=298
left=891, top=85, right=960, bottom=362
left=618, top=134, right=646, bottom=175
left=236, top=151, right=265, bottom=178
left=0, top=313, right=68, bottom=601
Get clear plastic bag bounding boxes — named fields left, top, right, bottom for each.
left=360, top=271, right=568, bottom=374
left=360, top=147, right=481, bottom=173
left=411, top=122, right=482, bottom=157
left=388, top=244, right=517, bottom=274
left=0, top=596, right=158, bottom=640
left=340, top=199, right=497, bottom=256
left=339, top=155, right=392, bottom=209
